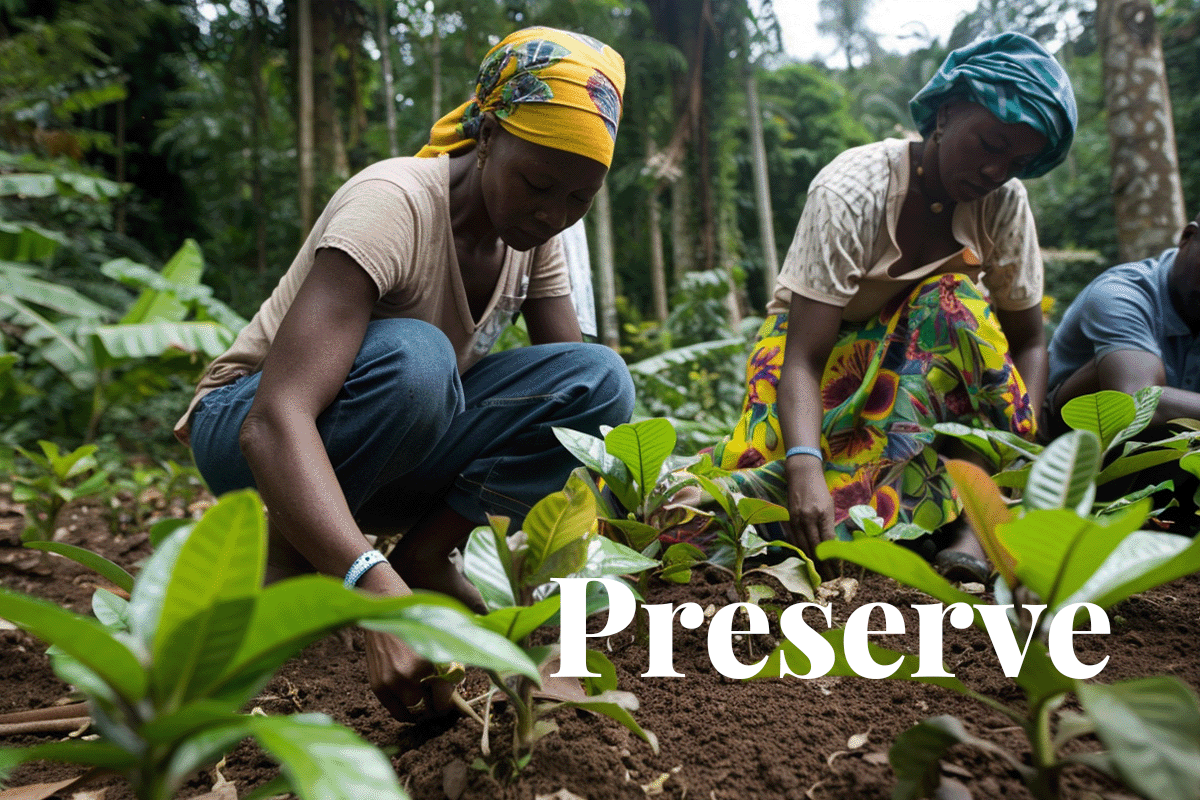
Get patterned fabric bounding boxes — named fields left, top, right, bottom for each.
left=909, top=32, right=1077, bottom=179
left=416, top=27, right=625, bottom=167
left=708, top=273, right=1037, bottom=540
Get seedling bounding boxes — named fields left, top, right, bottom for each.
left=11, top=440, right=109, bottom=541
left=0, top=490, right=537, bottom=800
left=755, top=429, right=1200, bottom=800
left=462, top=473, right=659, bottom=778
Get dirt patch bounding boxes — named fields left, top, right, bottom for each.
left=2, top=491, right=1198, bottom=799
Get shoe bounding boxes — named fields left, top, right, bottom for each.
left=934, top=549, right=993, bottom=586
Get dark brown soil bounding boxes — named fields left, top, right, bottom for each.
left=2, top=488, right=1198, bottom=800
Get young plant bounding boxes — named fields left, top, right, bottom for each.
left=755, top=429, right=1200, bottom=800
left=462, top=472, right=660, bottom=778
left=0, top=490, right=538, bottom=800
left=11, top=439, right=110, bottom=541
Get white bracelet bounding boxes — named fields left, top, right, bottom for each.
left=343, top=550, right=387, bottom=589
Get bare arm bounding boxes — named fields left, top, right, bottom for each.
left=523, top=294, right=584, bottom=345
left=777, top=294, right=843, bottom=574
left=996, top=304, right=1048, bottom=432
left=1097, top=349, right=1200, bottom=425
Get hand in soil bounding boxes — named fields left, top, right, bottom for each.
left=362, top=628, right=457, bottom=723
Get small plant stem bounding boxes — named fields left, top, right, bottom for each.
left=1022, top=698, right=1062, bottom=800
left=513, top=676, right=536, bottom=762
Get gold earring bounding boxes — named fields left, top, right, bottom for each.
left=476, top=149, right=486, bottom=170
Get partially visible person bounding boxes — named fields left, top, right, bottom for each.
left=704, top=33, right=1077, bottom=580
left=176, top=27, right=631, bottom=722
left=1047, top=209, right=1200, bottom=431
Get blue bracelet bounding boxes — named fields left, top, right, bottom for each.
left=785, top=445, right=823, bottom=461
left=343, top=550, right=387, bottom=589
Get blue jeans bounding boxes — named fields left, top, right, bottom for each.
left=189, top=318, right=634, bottom=528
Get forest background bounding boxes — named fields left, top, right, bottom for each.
left=0, top=0, right=1197, bottom=472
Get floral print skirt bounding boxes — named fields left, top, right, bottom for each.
left=708, top=273, right=1036, bottom=539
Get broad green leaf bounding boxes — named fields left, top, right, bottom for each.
left=602, top=518, right=661, bottom=552
left=128, top=523, right=189, bottom=647
left=931, top=422, right=1003, bottom=466
left=94, top=320, right=236, bottom=361
left=153, top=491, right=264, bottom=677
left=552, top=427, right=638, bottom=512
left=148, top=518, right=193, bottom=548
left=559, top=691, right=659, bottom=753
left=890, top=716, right=1026, bottom=800
left=1058, top=530, right=1200, bottom=611
left=478, top=596, right=561, bottom=643
left=577, top=536, right=659, bottom=579
left=1011, top=640, right=1075, bottom=710
left=118, top=239, right=204, bottom=324
left=749, top=556, right=817, bottom=600
left=161, top=718, right=252, bottom=794
left=1079, top=677, right=1200, bottom=800
left=945, top=459, right=1017, bottom=587
left=1109, top=386, right=1164, bottom=451
left=0, top=267, right=109, bottom=318
left=1001, top=502, right=1149, bottom=608
left=583, top=650, right=619, bottom=695
left=1061, top=391, right=1136, bottom=450
left=153, top=597, right=256, bottom=708
left=691, top=472, right=735, bottom=521
left=818, top=538, right=977, bottom=609
left=91, top=588, right=130, bottom=633
left=523, top=489, right=595, bottom=584
left=0, top=740, right=138, bottom=776
left=137, top=701, right=245, bottom=745
left=23, top=541, right=134, bottom=593
left=248, top=714, right=411, bottom=800
left=1023, top=429, right=1100, bottom=513
left=213, top=579, right=538, bottom=701
left=0, top=587, right=147, bottom=704
left=1097, top=447, right=1184, bottom=485
left=463, top=525, right=517, bottom=611
left=738, top=496, right=790, bottom=527
left=604, top=418, right=676, bottom=503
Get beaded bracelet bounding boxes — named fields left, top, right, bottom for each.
left=344, top=550, right=388, bottom=589
left=784, top=445, right=823, bottom=461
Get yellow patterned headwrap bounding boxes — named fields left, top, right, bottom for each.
left=415, top=27, right=625, bottom=168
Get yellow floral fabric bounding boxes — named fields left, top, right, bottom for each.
left=709, top=273, right=1036, bottom=538
left=416, top=27, right=625, bottom=167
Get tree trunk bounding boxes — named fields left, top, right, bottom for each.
left=647, top=134, right=669, bottom=322
left=297, top=0, right=315, bottom=234
left=376, top=0, right=399, bottom=158
left=745, top=70, right=778, bottom=299
left=671, top=175, right=694, bottom=284
left=1097, top=0, right=1186, bottom=262
left=430, top=15, right=442, bottom=127
left=593, top=181, right=620, bottom=350
left=311, top=0, right=347, bottom=182
left=248, top=0, right=269, bottom=274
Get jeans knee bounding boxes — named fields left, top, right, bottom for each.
left=353, top=318, right=462, bottom=417
left=578, top=343, right=635, bottom=426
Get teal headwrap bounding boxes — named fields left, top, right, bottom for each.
left=909, top=32, right=1077, bottom=179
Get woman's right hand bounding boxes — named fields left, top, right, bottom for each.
left=362, top=628, right=457, bottom=723
left=784, top=458, right=837, bottom=579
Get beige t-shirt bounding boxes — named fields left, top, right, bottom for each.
left=768, top=138, right=1043, bottom=322
left=174, top=154, right=571, bottom=444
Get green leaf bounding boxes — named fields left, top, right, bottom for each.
left=1058, top=530, right=1200, bottom=611
left=583, top=650, right=619, bottom=695
left=1096, top=447, right=1184, bottom=485
left=577, top=536, right=659, bottom=579
left=118, top=239, right=205, bottom=324
left=1023, top=429, right=1100, bottom=513
left=152, top=491, right=264, bottom=701
left=552, top=427, right=637, bottom=512
left=463, top=525, right=517, bottom=611
left=1078, top=677, right=1200, bottom=800
left=816, top=539, right=979, bottom=608
left=23, top=541, right=134, bottom=593
left=0, top=586, right=147, bottom=704
left=148, top=517, right=193, bottom=548
left=478, top=596, right=562, bottom=643
left=1061, top=391, right=1136, bottom=451
left=559, top=691, right=659, bottom=753
left=1109, top=386, right=1163, bottom=451
left=1000, top=503, right=1149, bottom=608
left=889, top=716, right=1025, bottom=800
left=0, top=740, right=138, bottom=777
left=248, top=714, right=411, bottom=800
left=737, top=496, right=790, bottom=527
left=94, top=320, right=236, bottom=361
left=91, top=588, right=130, bottom=633
left=1011, top=640, right=1075, bottom=710
left=523, top=489, right=595, bottom=586
left=749, top=556, right=817, bottom=600
left=604, top=418, right=677, bottom=504
left=602, top=518, right=661, bottom=551
left=127, top=523, right=189, bottom=648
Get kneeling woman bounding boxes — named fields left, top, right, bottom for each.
left=176, top=28, right=631, bottom=721
left=709, top=33, right=1076, bottom=574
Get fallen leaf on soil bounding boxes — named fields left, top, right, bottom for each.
left=535, top=790, right=586, bottom=800
left=816, top=576, right=859, bottom=605
left=863, top=751, right=890, bottom=766
left=640, top=765, right=681, bottom=795
left=941, top=761, right=973, bottom=779
left=0, top=774, right=95, bottom=800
